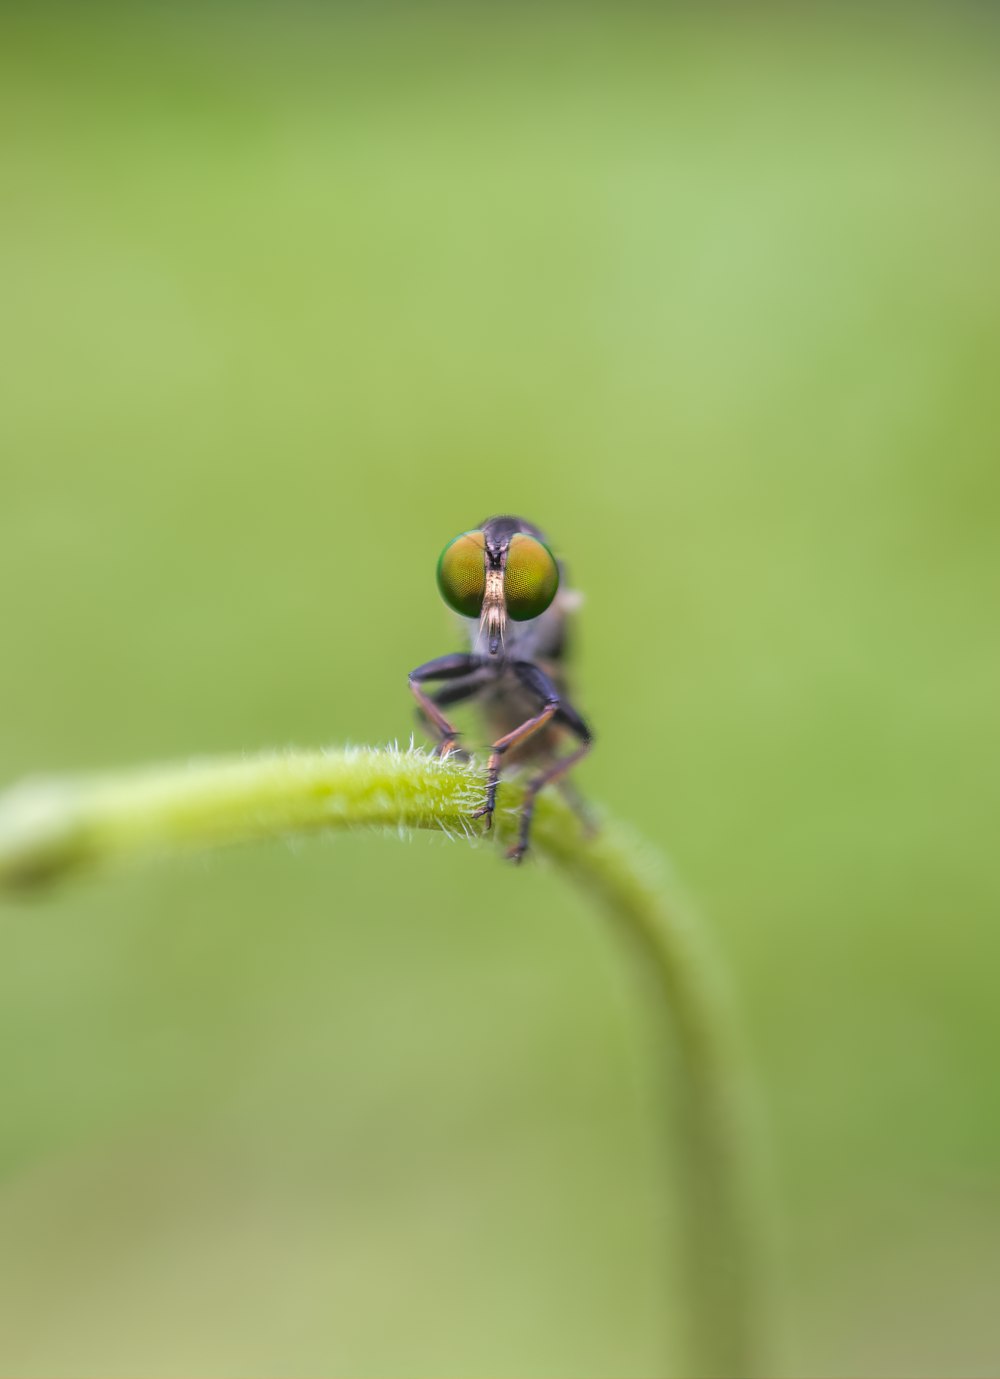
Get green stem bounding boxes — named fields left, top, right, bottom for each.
left=0, top=745, right=772, bottom=1376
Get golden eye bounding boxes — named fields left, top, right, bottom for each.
left=436, top=530, right=486, bottom=618
left=503, top=533, right=559, bottom=621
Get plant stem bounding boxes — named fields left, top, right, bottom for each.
left=0, top=745, right=773, bottom=1376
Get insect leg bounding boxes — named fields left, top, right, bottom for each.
left=555, top=778, right=599, bottom=837
left=408, top=654, right=480, bottom=758
left=508, top=727, right=593, bottom=863
left=471, top=660, right=562, bottom=831
left=420, top=673, right=490, bottom=760
left=430, top=674, right=488, bottom=709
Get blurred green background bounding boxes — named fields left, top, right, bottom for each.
left=1, top=5, right=998, bottom=1375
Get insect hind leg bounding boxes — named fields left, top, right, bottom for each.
left=507, top=739, right=592, bottom=863
left=556, top=777, right=600, bottom=838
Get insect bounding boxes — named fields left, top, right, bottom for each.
left=408, top=514, right=593, bottom=862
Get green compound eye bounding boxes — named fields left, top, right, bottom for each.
left=436, top=530, right=487, bottom=618
left=504, top=533, right=559, bottom=621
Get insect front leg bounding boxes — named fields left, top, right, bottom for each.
left=408, top=654, right=481, bottom=758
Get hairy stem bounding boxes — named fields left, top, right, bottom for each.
left=0, top=745, right=772, bottom=1376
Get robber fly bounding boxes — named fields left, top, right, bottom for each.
left=408, top=514, right=593, bottom=862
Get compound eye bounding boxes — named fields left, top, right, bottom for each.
left=436, top=530, right=486, bottom=618
left=504, top=533, right=559, bottom=621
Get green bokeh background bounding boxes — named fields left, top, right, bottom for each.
left=2, top=6, right=998, bottom=1375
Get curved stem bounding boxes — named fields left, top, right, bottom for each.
left=0, top=745, right=773, bottom=1376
